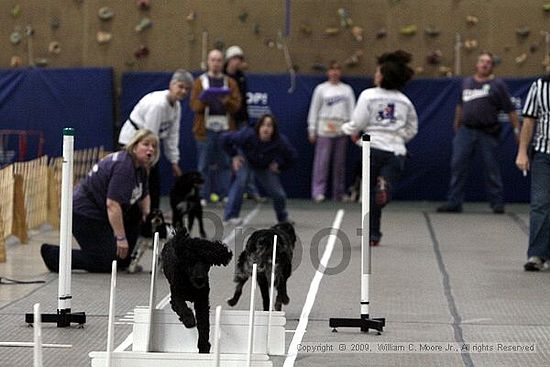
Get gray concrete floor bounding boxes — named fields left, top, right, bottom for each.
left=0, top=199, right=549, bottom=367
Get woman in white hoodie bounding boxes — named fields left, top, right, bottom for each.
left=342, top=50, right=418, bottom=246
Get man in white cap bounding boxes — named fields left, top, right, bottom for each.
left=224, top=46, right=264, bottom=202
left=118, top=69, right=194, bottom=209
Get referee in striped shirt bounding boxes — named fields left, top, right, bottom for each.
left=516, top=74, right=550, bottom=271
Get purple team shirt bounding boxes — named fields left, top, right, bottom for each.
left=459, top=77, right=514, bottom=128
left=73, top=151, right=148, bottom=222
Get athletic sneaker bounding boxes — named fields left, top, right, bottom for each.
left=223, top=217, right=243, bottom=226
left=524, top=256, right=545, bottom=271
left=313, top=194, right=325, bottom=203
left=369, top=239, right=380, bottom=247
left=200, top=199, right=207, bottom=207
left=436, top=203, right=463, bottom=213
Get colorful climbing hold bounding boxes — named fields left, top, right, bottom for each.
left=351, top=26, right=363, bottom=42
left=135, top=18, right=153, bottom=33
left=515, top=26, right=530, bottom=38
left=515, top=53, right=527, bottom=64
left=97, top=31, right=112, bottom=44
left=136, top=0, right=151, bottom=11
left=10, top=31, right=23, bottom=45
left=424, top=26, right=440, bottom=38
left=11, top=4, right=21, bottom=18
left=34, top=58, right=49, bottom=67
left=376, top=28, right=388, bottom=39
left=400, top=24, right=417, bottom=36
left=464, top=39, right=478, bottom=50
left=325, top=27, right=340, bottom=36
left=337, top=8, right=353, bottom=28
left=466, top=15, right=479, bottom=26
left=253, top=23, right=261, bottom=35
left=98, top=7, right=114, bottom=21
left=10, top=55, right=22, bottom=68
left=48, top=41, right=61, bottom=54
left=238, top=10, right=248, bottom=23
left=426, top=50, right=443, bottom=65
left=134, top=45, right=150, bottom=59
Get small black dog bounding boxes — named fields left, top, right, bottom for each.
left=227, top=222, right=296, bottom=311
left=127, top=209, right=170, bottom=273
left=161, top=228, right=233, bottom=353
left=170, top=171, right=206, bottom=238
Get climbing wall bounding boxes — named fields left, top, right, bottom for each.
left=1, top=0, right=549, bottom=77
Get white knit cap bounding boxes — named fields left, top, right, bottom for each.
left=225, top=46, right=244, bottom=60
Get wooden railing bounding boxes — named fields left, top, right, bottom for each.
left=0, top=147, right=105, bottom=262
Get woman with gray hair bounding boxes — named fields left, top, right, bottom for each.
left=118, top=69, right=194, bottom=209
left=41, top=129, right=159, bottom=273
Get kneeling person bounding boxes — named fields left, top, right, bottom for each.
left=41, top=130, right=159, bottom=272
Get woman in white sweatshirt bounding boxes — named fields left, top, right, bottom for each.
left=342, top=50, right=418, bottom=246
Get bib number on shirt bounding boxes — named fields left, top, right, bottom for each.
left=319, top=118, right=344, bottom=135
left=205, top=115, right=229, bottom=132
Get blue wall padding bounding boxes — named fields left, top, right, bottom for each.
left=0, top=68, right=115, bottom=158
left=122, top=72, right=535, bottom=203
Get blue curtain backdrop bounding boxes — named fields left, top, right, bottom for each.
left=0, top=68, right=534, bottom=202
left=122, top=72, right=535, bottom=203
left=0, top=68, right=115, bottom=159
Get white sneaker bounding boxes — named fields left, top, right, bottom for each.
left=524, top=256, right=545, bottom=271
left=200, top=199, right=207, bottom=207
left=313, top=194, right=325, bottom=203
left=224, top=217, right=243, bottom=226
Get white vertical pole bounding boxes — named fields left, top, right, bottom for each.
left=267, top=235, right=278, bottom=354
left=58, top=128, right=74, bottom=313
left=200, top=31, right=208, bottom=71
left=212, top=305, right=222, bottom=367
left=145, top=232, right=160, bottom=352
left=106, top=261, right=117, bottom=367
left=33, top=303, right=43, bottom=367
left=454, top=33, right=462, bottom=76
left=246, top=263, right=257, bottom=367
left=361, top=134, right=371, bottom=319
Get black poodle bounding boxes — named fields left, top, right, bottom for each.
left=227, top=222, right=296, bottom=312
left=161, top=228, right=232, bottom=353
left=170, top=171, right=207, bottom=238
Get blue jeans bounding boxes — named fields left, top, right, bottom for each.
left=370, top=148, right=405, bottom=241
left=447, top=127, right=504, bottom=208
left=224, top=160, right=288, bottom=222
left=527, top=152, right=550, bottom=260
left=196, top=130, right=231, bottom=200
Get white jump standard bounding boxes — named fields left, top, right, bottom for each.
left=25, top=128, right=86, bottom=327
left=329, top=134, right=385, bottom=333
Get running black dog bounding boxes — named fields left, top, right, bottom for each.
left=170, top=171, right=206, bottom=238
left=162, top=228, right=233, bottom=353
left=227, top=222, right=296, bottom=311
